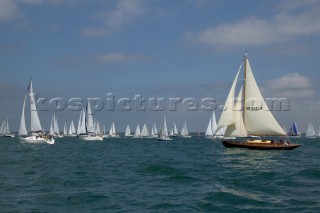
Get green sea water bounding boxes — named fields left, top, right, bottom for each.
left=0, top=136, right=319, bottom=212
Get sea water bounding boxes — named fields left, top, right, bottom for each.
left=0, top=136, right=319, bottom=212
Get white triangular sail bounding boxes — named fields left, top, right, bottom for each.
left=163, top=115, right=168, bottom=137
left=125, top=125, right=132, bottom=136
left=29, top=80, right=42, bottom=132
left=0, top=121, right=5, bottom=135
left=153, top=122, right=158, bottom=135
left=134, top=124, right=141, bottom=137
left=205, top=117, right=213, bottom=137
left=63, top=123, right=67, bottom=135
left=141, top=124, right=149, bottom=137
left=181, top=122, right=190, bottom=137
left=173, top=123, right=178, bottom=135
left=306, top=122, right=316, bottom=137
left=77, top=108, right=87, bottom=135
left=19, top=94, right=28, bottom=136
left=86, top=101, right=94, bottom=133
left=244, top=57, right=286, bottom=136
left=53, top=114, right=60, bottom=135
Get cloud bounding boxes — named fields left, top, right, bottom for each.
left=265, top=73, right=314, bottom=98
left=81, top=0, right=145, bottom=37
left=0, top=0, right=21, bottom=21
left=95, top=53, right=150, bottom=63
left=188, top=1, right=320, bottom=47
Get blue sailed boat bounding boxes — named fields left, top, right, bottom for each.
left=288, top=121, right=299, bottom=136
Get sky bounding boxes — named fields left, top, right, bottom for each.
left=0, top=0, right=320, bottom=133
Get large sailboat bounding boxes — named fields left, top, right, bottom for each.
left=217, top=53, right=300, bottom=150
left=19, top=79, right=54, bottom=144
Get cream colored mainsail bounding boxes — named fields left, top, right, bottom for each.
left=216, top=64, right=242, bottom=132
left=244, top=57, right=285, bottom=136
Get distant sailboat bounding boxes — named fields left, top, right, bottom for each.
left=134, top=124, right=141, bottom=138
left=125, top=125, right=133, bottom=137
left=19, top=79, right=54, bottom=144
left=180, top=122, right=191, bottom=138
left=205, top=111, right=219, bottom=139
left=305, top=122, right=316, bottom=138
left=49, top=113, right=63, bottom=138
left=158, top=115, right=172, bottom=141
left=141, top=124, right=149, bottom=137
left=1, top=118, right=15, bottom=137
left=77, top=101, right=103, bottom=141
left=108, top=122, right=119, bottom=138
left=218, top=53, right=300, bottom=150
left=68, top=120, right=77, bottom=137
left=288, top=121, right=300, bottom=137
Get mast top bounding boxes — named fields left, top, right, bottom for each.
left=244, top=50, right=248, bottom=59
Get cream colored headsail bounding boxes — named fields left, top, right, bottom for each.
left=224, top=86, right=247, bottom=137
left=216, top=64, right=242, bottom=132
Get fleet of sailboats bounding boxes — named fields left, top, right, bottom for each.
left=3, top=54, right=317, bottom=148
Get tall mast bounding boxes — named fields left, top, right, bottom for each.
left=243, top=51, right=247, bottom=125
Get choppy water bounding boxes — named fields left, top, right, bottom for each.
left=0, top=136, right=319, bottom=212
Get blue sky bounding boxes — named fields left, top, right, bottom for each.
left=0, top=0, right=320, bottom=133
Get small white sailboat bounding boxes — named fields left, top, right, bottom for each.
left=49, top=113, right=63, bottom=138
left=141, top=124, right=149, bottom=137
left=63, top=123, right=67, bottom=136
left=180, top=122, right=191, bottom=138
left=19, top=79, right=54, bottom=144
left=125, top=125, right=133, bottom=137
left=1, top=118, right=15, bottom=137
left=134, top=124, right=141, bottom=138
left=305, top=122, right=316, bottom=138
left=108, top=122, right=119, bottom=138
left=67, top=120, right=77, bottom=137
left=205, top=111, right=217, bottom=139
left=158, top=115, right=172, bottom=141
left=77, top=101, right=103, bottom=141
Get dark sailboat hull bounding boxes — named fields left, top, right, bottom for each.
left=222, top=140, right=301, bottom=150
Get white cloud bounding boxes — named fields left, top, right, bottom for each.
left=268, top=73, right=312, bottom=90
left=96, top=53, right=150, bottom=63
left=265, top=73, right=314, bottom=98
left=0, top=0, right=21, bottom=21
left=82, top=0, right=145, bottom=37
left=188, top=1, right=320, bottom=47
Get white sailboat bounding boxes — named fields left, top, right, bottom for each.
left=173, top=122, right=179, bottom=136
left=125, top=125, right=133, bottom=137
left=77, top=101, right=103, bottom=141
left=158, top=115, right=172, bottom=141
left=141, top=124, right=149, bottom=137
left=305, top=122, right=316, bottom=138
left=19, top=79, right=54, bottom=144
left=1, top=118, right=15, bottom=137
left=68, top=120, right=77, bottom=137
left=217, top=53, right=300, bottom=150
left=108, top=122, right=119, bottom=138
left=180, top=122, right=191, bottom=138
left=134, top=124, right=141, bottom=138
left=205, top=111, right=218, bottom=139
left=49, top=113, right=63, bottom=138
